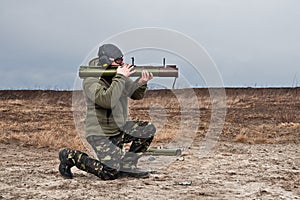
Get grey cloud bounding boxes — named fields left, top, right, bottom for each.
left=0, top=0, right=299, bottom=89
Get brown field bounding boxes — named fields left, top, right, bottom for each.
left=0, top=88, right=299, bottom=199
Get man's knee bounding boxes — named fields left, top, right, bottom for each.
left=137, top=122, right=156, bottom=139
left=146, top=122, right=156, bottom=136
left=100, top=165, right=119, bottom=180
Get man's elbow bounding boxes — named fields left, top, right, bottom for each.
left=130, top=94, right=144, bottom=100
left=94, top=100, right=113, bottom=109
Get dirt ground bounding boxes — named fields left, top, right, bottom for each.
left=0, top=88, right=299, bottom=199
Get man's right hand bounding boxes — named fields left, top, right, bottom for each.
left=116, top=64, right=136, bottom=78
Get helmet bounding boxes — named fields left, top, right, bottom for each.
left=97, top=44, right=123, bottom=67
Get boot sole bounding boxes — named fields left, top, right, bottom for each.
left=119, top=171, right=149, bottom=179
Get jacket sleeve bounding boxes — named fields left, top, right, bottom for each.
left=125, top=78, right=147, bottom=100
left=83, top=74, right=127, bottom=109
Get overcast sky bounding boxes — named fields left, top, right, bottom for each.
left=1, top=0, right=299, bottom=89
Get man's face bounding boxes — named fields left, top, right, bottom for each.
left=110, top=57, right=124, bottom=67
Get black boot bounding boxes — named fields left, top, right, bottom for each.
left=120, top=152, right=149, bottom=179
left=58, top=148, right=75, bottom=179
left=119, top=168, right=149, bottom=179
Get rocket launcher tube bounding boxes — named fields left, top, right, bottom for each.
left=79, top=65, right=178, bottom=78
left=145, top=148, right=182, bottom=156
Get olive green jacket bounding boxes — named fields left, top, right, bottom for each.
left=82, top=74, right=147, bottom=138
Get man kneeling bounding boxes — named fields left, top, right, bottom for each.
left=59, top=44, right=156, bottom=180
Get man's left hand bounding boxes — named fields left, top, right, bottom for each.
left=138, top=70, right=153, bottom=84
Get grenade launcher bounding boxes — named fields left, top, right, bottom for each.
left=78, top=57, right=178, bottom=78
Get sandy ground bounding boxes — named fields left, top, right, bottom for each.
left=0, top=89, right=299, bottom=199
left=0, top=141, right=299, bottom=200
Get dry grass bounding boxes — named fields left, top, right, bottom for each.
left=0, top=91, right=85, bottom=151
left=225, top=88, right=300, bottom=144
left=0, top=88, right=299, bottom=151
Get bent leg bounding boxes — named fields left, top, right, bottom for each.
left=59, top=148, right=107, bottom=179
left=59, top=133, right=124, bottom=180
left=120, top=121, right=156, bottom=175
left=122, top=120, right=156, bottom=153
left=87, top=135, right=124, bottom=180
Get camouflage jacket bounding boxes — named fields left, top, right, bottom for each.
left=82, top=74, right=147, bottom=137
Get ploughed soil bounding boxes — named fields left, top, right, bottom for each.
left=0, top=88, right=299, bottom=199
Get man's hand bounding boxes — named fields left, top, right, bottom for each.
left=138, top=70, right=153, bottom=84
left=116, top=64, right=136, bottom=78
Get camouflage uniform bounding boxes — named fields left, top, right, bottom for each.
left=87, top=120, right=156, bottom=179
left=59, top=120, right=156, bottom=180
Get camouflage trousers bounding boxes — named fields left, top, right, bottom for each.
left=67, top=120, right=156, bottom=180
